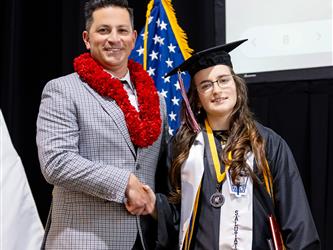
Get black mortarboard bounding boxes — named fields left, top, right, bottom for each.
left=165, top=39, right=247, bottom=77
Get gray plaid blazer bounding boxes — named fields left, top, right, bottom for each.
left=36, top=72, right=168, bottom=250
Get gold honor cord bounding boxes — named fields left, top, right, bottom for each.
left=204, top=119, right=231, bottom=182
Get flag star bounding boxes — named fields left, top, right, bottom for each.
left=160, top=89, right=168, bottom=98
left=168, top=43, right=176, bottom=53
left=141, top=32, right=148, bottom=39
left=174, top=81, right=180, bottom=90
left=136, top=46, right=144, bottom=56
left=160, top=20, right=168, bottom=30
left=165, top=58, right=174, bottom=68
left=148, top=16, right=154, bottom=24
left=153, top=34, right=161, bottom=44
left=169, top=111, right=177, bottom=121
left=168, top=127, right=174, bottom=136
left=162, top=75, right=171, bottom=83
left=149, top=50, right=159, bottom=60
left=158, top=37, right=165, bottom=45
left=171, top=96, right=180, bottom=106
left=147, top=67, right=156, bottom=76
left=156, top=18, right=161, bottom=27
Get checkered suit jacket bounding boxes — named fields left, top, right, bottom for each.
left=36, top=72, right=168, bottom=250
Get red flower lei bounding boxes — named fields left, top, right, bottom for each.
left=73, top=53, right=161, bottom=148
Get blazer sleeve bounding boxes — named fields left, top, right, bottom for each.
left=263, top=127, right=321, bottom=250
left=154, top=135, right=180, bottom=250
left=36, top=79, right=131, bottom=203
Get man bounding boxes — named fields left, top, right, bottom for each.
left=36, top=0, right=168, bottom=249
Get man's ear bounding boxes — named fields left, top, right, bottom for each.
left=131, top=30, right=138, bottom=50
left=82, top=31, right=90, bottom=50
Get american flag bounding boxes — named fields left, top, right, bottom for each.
left=130, top=0, right=192, bottom=136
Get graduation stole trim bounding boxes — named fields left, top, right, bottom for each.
left=262, top=160, right=274, bottom=201
left=262, top=161, right=286, bottom=250
left=183, top=182, right=201, bottom=250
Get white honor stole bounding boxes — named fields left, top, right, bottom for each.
left=179, top=133, right=205, bottom=250
left=219, top=153, right=254, bottom=250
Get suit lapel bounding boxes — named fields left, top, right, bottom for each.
left=81, top=81, right=136, bottom=156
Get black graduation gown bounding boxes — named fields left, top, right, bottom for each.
left=154, top=122, right=320, bottom=250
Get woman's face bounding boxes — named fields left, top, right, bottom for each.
left=193, top=64, right=237, bottom=123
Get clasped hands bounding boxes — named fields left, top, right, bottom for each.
left=124, top=173, right=156, bottom=217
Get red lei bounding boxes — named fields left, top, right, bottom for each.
left=73, top=53, right=161, bottom=148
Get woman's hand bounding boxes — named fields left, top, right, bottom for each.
left=142, top=184, right=157, bottom=219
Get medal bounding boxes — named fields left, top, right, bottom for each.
left=210, top=182, right=224, bottom=208
left=210, top=192, right=225, bottom=208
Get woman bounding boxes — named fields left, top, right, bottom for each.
left=146, top=40, right=320, bottom=250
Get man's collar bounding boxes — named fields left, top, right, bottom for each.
left=105, top=69, right=134, bottom=90
left=120, top=70, right=131, bottom=84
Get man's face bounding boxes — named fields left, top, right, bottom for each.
left=83, top=6, right=137, bottom=74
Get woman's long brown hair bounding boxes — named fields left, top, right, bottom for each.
left=169, top=68, right=266, bottom=204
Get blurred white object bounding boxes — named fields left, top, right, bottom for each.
left=0, top=110, right=44, bottom=250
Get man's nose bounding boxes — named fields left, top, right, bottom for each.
left=107, top=31, right=120, bottom=42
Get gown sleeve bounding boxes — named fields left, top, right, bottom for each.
left=261, top=124, right=321, bottom=250
left=155, top=194, right=180, bottom=250
left=154, top=137, right=180, bottom=250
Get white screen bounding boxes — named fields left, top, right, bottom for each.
left=226, top=0, right=333, bottom=74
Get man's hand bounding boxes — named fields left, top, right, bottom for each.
left=124, top=174, right=151, bottom=215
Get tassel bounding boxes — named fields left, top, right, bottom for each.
left=177, top=71, right=201, bottom=133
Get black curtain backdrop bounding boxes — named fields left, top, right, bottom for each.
left=1, top=0, right=332, bottom=249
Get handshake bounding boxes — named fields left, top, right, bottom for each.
left=124, top=173, right=157, bottom=218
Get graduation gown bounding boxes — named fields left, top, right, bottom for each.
left=155, top=122, right=320, bottom=250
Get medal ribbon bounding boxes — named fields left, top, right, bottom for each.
left=204, top=119, right=231, bottom=182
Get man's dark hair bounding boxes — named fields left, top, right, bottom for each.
left=84, top=0, right=134, bottom=30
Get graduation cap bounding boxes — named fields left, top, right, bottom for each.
left=166, top=39, right=248, bottom=77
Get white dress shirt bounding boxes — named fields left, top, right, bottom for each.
left=106, top=69, right=139, bottom=111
